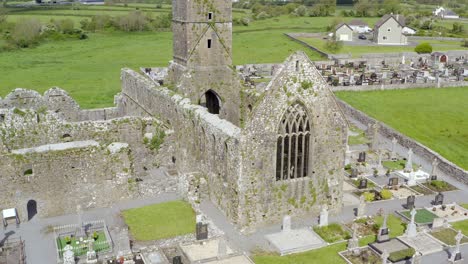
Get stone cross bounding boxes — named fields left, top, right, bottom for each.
left=454, top=230, right=463, bottom=256
left=405, top=148, right=413, bottom=172
left=381, top=249, right=389, bottom=264
left=402, top=55, right=405, bottom=65
left=319, top=204, right=329, bottom=227
left=377, top=150, right=383, bottom=169
left=431, top=158, right=439, bottom=176
left=391, top=137, right=398, bottom=160
left=382, top=214, right=388, bottom=229
left=347, top=223, right=359, bottom=251
left=407, top=170, right=417, bottom=186
left=411, top=252, right=422, bottom=264
left=406, top=208, right=417, bottom=237
left=357, top=195, right=366, bottom=217
left=76, top=205, right=84, bottom=237
left=282, top=215, right=291, bottom=232
left=371, top=123, right=380, bottom=150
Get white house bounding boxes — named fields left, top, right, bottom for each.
left=402, top=26, right=416, bottom=35
left=335, top=23, right=354, bottom=42
left=433, top=7, right=460, bottom=19
left=373, top=14, right=408, bottom=45
left=348, top=19, right=372, bottom=33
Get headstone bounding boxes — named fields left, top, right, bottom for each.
left=358, top=152, right=366, bottom=163
left=347, top=223, right=359, bottom=252
left=76, top=205, right=84, bottom=238
left=350, top=168, right=358, bottom=178
left=389, top=177, right=399, bottom=188
left=357, top=195, right=366, bottom=217
left=407, top=195, right=416, bottom=210
left=405, top=149, right=413, bottom=172
left=358, top=178, right=368, bottom=189
left=405, top=208, right=417, bottom=238
left=432, top=217, right=445, bottom=229
left=381, top=249, right=389, bottom=264
left=217, top=238, right=227, bottom=259
left=377, top=214, right=390, bottom=242
left=282, top=215, right=291, bottom=232
left=407, top=170, right=417, bottom=186
left=319, top=204, right=329, bottom=227
left=391, top=137, right=398, bottom=160
left=345, top=145, right=351, bottom=165
left=431, top=158, right=439, bottom=178
left=434, top=192, right=444, bottom=205
left=371, top=123, right=380, bottom=150
left=173, top=256, right=182, bottom=264
left=377, top=150, right=383, bottom=169
left=450, top=230, right=463, bottom=262
left=196, top=222, right=208, bottom=240
left=63, top=245, right=75, bottom=264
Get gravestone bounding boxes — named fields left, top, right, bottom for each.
left=358, top=152, right=366, bottom=163
left=450, top=230, right=463, bottom=262
left=357, top=195, right=366, bottom=217
left=389, top=177, right=399, bottom=188
left=173, top=256, right=182, bottom=264
left=390, top=138, right=398, bottom=160
left=377, top=214, right=390, bottom=243
left=405, top=208, right=417, bottom=238
left=408, top=171, right=417, bottom=186
left=358, top=179, right=368, bottom=189
left=347, top=223, right=359, bottom=253
left=350, top=168, right=358, bottom=178
left=405, top=149, right=413, bottom=172
left=381, top=249, right=389, bottom=264
left=63, top=245, right=75, bottom=264
left=377, top=150, right=383, bottom=170
left=282, top=215, right=291, bottom=232
left=431, top=158, right=439, bottom=178
left=407, top=195, right=416, bottom=210
left=432, top=217, right=445, bottom=229
left=431, top=175, right=438, bottom=181
left=434, top=192, right=444, bottom=205
left=196, top=222, right=208, bottom=240
left=371, top=123, right=380, bottom=150
left=411, top=252, right=422, bottom=264
left=319, top=205, right=329, bottom=227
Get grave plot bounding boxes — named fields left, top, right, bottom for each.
left=398, top=232, right=443, bottom=255
left=387, top=186, right=420, bottom=199
left=353, top=188, right=393, bottom=202
left=408, top=184, right=435, bottom=195
left=313, top=223, right=351, bottom=243
left=54, top=220, right=112, bottom=260
left=426, top=203, right=468, bottom=222
left=429, top=228, right=468, bottom=246
left=422, top=180, right=458, bottom=192
left=339, top=246, right=381, bottom=264
left=398, top=209, right=439, bottom=225
left=369, top=238, right=415, bottom=263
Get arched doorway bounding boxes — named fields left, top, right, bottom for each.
left=27, top=200, right=37, bottom=221
left=440, top=55, right=447, bottom=63
left=200, top=90, right=220, bottom=114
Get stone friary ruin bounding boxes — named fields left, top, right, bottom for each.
left=0, top=0, right=347, bottom=231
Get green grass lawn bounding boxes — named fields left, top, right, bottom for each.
left=336, top=88, right=468, bottom=170
left=400, top=209, right=438, bottom=224
left=299, top=37, right=467, bottom=57
left=382, top=159, right=417, bottom=171
left=313, top=223, right=350, bottom=243
left=122, top=200, right=195, bottom=241
left=430, top=228, right=468, bottom=246
left=461, top=204, right=468, bottom=210
left=374, top=214, right=406, bottom=238
left=452, top=220, right=468, bottom=236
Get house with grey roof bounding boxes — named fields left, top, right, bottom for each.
left=373, top=14, right=408, bottom=45
left=348, top=19, right=371, bottom=33
left=335, top=23, right=353, bottom=42
left=433, top=7, right=460, bottom=19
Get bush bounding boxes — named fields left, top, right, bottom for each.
left=430, top=180, right=448, bottom=190
left=313, top=223, right=351, bottom=242
left=414, top=42, right=432, bottom=54
left=0, top=8, right=7, bottom=25
left=149, top=127, right=165, bottom=151
left=118, top=11, right=148, bottom=32
left=10, top=18, right=42, bottom=48
left=363, top=192, right=375, bottom=202
left=462, top=39, right=468, bottom=48
left=389, top=248, right=415, bottom=262
left=326, top=38, right=343, bottom=53
left=380, top=189, right=392, bottom=200
left=54, top=19, right=75, bottom=34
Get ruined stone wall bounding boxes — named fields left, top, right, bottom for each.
left=0, top=144, right=133, bottom=220
left=0, top=88, right=121, bottom=122
left=238, top=52, right=347, bottom=230
left=119, top=69, right=243, bottom=224
left=338, top=100, right=468, bottom=184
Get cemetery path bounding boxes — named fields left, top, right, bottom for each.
left=1, top=192, right=180, bottom=264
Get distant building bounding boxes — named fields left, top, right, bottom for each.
left=402, top=26, right=416, bottom=35
left=373, top=14, right=407, bottom=45
left=348, top=19, right=371, bottom=33
left=335, top=23, right=353, bottom=41
left=433, top=7, right=460, bottom=19
left=79, top=0, right=105, bottom=5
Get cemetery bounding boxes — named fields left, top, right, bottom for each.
left=398, top=208, right=439, bottom=225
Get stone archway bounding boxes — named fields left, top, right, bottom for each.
left=200, top=90, right=221, bottom=115
left=27, top=200, right=37, bottom=221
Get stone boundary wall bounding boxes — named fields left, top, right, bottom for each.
left=409, top=36, right=465, bottom=42
left=0, top=88, right=120, bottom=121
left=284, top=33, right=330, bottom=58
left=337, top=99, right=468, bottom=184
left=331, top=81, right=468, bottom=91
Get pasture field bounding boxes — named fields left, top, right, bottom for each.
left=336, top=87, right=468, bottom=170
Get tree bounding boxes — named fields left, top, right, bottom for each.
left=414, top=42, right=432, bottom=53
left=0, top=7, right=7, bottom=24
left=451, top=22, right=464, bottom=34
left=382, top=0, right=400, bottom=14
left=354, top=0, right=374, bottom=17
left=10, top=18, right=42, bottom=47
left=326, top=38, right=343, bottom=53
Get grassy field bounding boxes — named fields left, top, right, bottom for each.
left=299, top=36, right=467, bottom=57
left=122, top=200, right=195, bottom=241
left=452, top=220, right=468, bottom=236
left=336, top=88, right=468, bottom=170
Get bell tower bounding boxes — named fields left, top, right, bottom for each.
left=168, top=0, right=240, bottom=125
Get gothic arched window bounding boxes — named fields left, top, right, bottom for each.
left=276, top=103, right=311, bottom=181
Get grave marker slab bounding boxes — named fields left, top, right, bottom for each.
left=407, top=195, right=415, bottom=210
left=196, top=222, right=208, bottom=240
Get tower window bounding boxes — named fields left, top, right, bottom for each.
left=208, top=12, right=213, bottom=20
left=208, top=39, right=212, bottom=48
